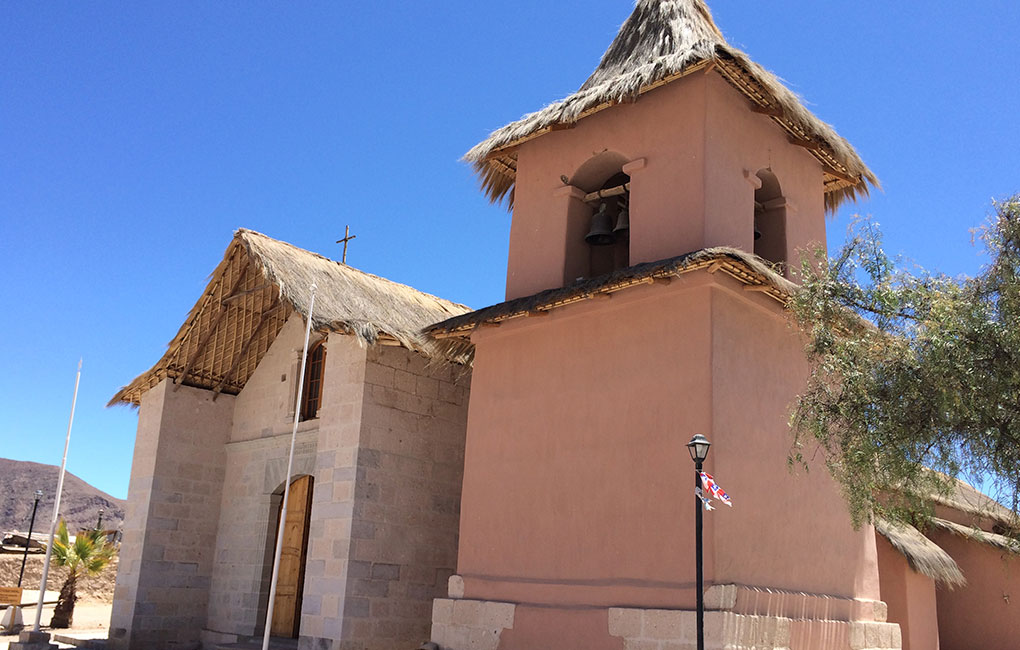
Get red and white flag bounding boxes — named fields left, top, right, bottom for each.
left=697, top=472, right=732, bottom=510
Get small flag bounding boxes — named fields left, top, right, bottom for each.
left=699, top=472, right=732, bottom=509
left=695, top=486, right=715, bottom=511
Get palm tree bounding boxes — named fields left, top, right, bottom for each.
left=49, top=520, right=117, bottom=628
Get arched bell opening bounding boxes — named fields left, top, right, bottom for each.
left=256, top=474, right=315, bottom=640
left=586, top=172, right=631, bottom=277
left=563, top=153, right=632, bottom=284
left=753, top=168, right=788, bottom=272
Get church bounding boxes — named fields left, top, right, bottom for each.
left=107, top=2, right=1020, bottom=650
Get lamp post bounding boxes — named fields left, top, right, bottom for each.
left=96, top=508, right=105, bottom=531
left=18, top=490, right=44, bottom=588
left=687, top=434, right=711, bottom=650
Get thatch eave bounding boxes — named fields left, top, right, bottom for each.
left=110, top=229, right=473, bottom=407
left=874, top=517, right=966, bottom=588
left=428, top=247, right=794, bottom=337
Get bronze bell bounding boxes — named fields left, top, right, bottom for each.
left=585, top=203, right=615, bottom=245
left=613, top=206, right=630, bottom=235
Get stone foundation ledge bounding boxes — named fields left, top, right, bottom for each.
left=609, top=608, right=901, bottom=650
left=706, top=584, right=887, bottom=623
left=430, top=598, right=515, bottom=650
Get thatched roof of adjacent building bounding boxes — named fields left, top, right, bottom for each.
left=428, top=246, right=794, bottom=337
left=934, top=477, right=1019, bottom=528
left=874, top=517, right=966, bottom=588
left=931, top=517, right=1020, bottom=555
left=466, top=0, right=878, bottom=213
left=110, top=229, right=472, bottom=406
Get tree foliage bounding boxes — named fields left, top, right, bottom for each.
left=49, top=519, right=117, bottom=629
left=789, top=196, right=1020, bottom=531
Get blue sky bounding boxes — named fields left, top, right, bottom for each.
left=2, top=1, right=1018, bottom=500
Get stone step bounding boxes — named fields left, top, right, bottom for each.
left=51, top=633, right=106, bottom=649
left=215, top=639, right=300, bottom=650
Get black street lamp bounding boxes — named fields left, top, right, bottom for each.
left=18, top=490, right=44, bottom=588
left=687, top=434, right=711, bottom=650
left=96, top=508, right=105, bottom=531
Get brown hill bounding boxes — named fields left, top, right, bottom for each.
left=0, top=458, right=125, bottom=536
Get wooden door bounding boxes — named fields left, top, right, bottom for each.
left=271, top=475, right=313, bottom=638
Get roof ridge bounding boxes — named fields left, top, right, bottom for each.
left=234, top=228, right=471, bottom=312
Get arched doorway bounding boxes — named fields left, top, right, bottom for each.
left=270, top=474, right=314, bottom=638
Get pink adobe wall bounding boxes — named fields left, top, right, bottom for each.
left=932, top=530, right=1020, bottom=650
left=505, top=72, right=827, bottom=300
left=702, top=73, right=827, bottom=271
left=455, top=273, right=880, bottom=644
left=458, top=278, right=715, bottom=612
left=709, top=282, right=880, bottom=599
left=876, top=534, right=939, bottom=650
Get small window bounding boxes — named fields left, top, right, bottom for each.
left=300, top=341, right=326, bottom=421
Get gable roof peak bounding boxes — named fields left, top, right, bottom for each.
left=580, top=0, right=724, bottom=93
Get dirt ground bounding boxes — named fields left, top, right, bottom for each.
left=1, top=554, right=116, bottom=649
left=0, top=602, right=112, bottom=649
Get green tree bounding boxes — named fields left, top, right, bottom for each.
left=788, top=196, right=1020, bottom=532
left=49, top=519, right=117, bottom=628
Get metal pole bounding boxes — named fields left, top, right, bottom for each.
left=262, top=285, right=317, bottom=650
left=96, top=509, right=104, bottom=531
left=18, top=493, right=42, bottom=588
left=34, top=358, right=82, bottom=632
left=695, top=459, right=704, bottom=650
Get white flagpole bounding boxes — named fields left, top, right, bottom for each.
left=263, top=284, right=317, bottom=650
left=33, top=358, right=82, bottom=632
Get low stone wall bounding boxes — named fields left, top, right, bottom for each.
left=0, top=554, right=119, bottom=603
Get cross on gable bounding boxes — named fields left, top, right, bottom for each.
left=336, top=225, right=356, bottom=264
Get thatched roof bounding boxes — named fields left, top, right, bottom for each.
left=110, top=229, right=472, bottom=406
left=933, top=477, right=1019, bottom=528
left=874, top=517, right=966, bottom=588
left=931, top=518, right=1020, bottom=555
left=428, top=247, right=794, bottom=337
left=466, top=0, right=878, bottom=213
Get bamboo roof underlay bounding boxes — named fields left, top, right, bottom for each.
left=874, top=517, right=966, bottom=588
left=466, top=0, right=878, bottom=213
left=428, top=246, right=794, bottom=337
left=110, top=229, right=472, bottom=406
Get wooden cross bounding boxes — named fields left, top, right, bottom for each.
left=336, top=225, right=356, bottom=264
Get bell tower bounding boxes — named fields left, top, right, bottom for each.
left=467, top=2, right=874, bottom=301
left=432, top=2, right=891, bottom=649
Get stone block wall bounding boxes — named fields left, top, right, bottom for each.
left=203, top=431, right=318, bottom=641
left=296, top=332, right=368, bottom=648
left=109, top=380, right=234, bottom=650
left=203, top=316, right=327, bottom=643
left=113, top=312, right=469, bottom=650
left=338, top=345, right=471, bottom=650
left=431, top=599, right=515, bottom=650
